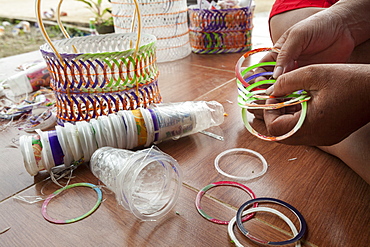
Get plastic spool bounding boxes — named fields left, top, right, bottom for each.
left=121, top=111, right=134, bottom=149
left=75, top=122, right=90, bottom=162
left=90, top=118, right=107, bottom=148
left=90, top=146, right=183, bottom=221
left=116, top=111, right=128, bottom=149
left=97, top=115, right=117, bottom=148
left=19, top=135, right=40, bottom=176
left=132, top=109, right=148, bottom=147
left=119, top=111, right=132, bottom=149
left=112, top=0, right=191, bottom=63
left=127, top=111, right=138, bottom=149
left=47, top=130, right=64, bottom=166
left=36, top=129, right=55, bottom=172
left=55, top=125, right=73, bottom=166
left=82, top=122, right=98, bottom=159
left=109, top=113, right=126, bottom=149
left=63, top=123, right=83, bottom=162
left=75, top=121, right=96, bottom=162
left=140, top=108, right=155, bottom=147
left=20, top=101, right=226, bottom=176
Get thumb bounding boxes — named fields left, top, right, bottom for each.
left=267, top=68, right=308, bottom=97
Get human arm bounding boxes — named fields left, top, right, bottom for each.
left=272, top=0, right=370, bottom=78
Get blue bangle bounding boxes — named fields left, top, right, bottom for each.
left=236, top=197, right=307, bottom=245
left=243, top=71, right=273, bottom=84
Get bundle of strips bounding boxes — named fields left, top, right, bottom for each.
left=188, top=6, right=254, bottom=54
left=36, top=0, right=161, bottom=124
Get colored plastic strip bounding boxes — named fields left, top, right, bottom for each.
left=241, top=100, right=308, bottom=142
left=228, top=207, right=301, bottom=247
left=41, top=183, right=102, bottom=224
left=235, top=47, right=311, bottom=141
left=195, top=181, right=257, bottom=225
left=236, top=198, right=307, bottom=245
left=214, top=148, right=268, bottom=181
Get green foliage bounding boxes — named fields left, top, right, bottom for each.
left=75, top=0, right=113, bottom=26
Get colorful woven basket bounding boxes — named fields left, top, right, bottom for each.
left=188, top=6, right=254, bottom=54
left=36, top=0, right=161, bottom=124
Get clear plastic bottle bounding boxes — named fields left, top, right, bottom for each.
left=20, top=101, right=224, bottom=175
left=90, top=146, right=183, bottom=221
left=146, top=101, right=224, bottom=142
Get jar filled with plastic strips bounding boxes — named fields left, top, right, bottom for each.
left=90, top=146, right=183, bottom=221
left=112, top=0, right=191, bottom=63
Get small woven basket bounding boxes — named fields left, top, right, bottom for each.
left=188, top=6, right=254, bottom=54
left=112, top=0, right=191, bottom=63
left=36, top=0, right=161, bottom=124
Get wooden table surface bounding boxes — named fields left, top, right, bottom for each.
left=1, top=18, right=369, bottom=247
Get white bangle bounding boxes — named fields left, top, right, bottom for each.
left=214, top=148, right=268, bottom=181
left=228, top=206, right=301, bottom=247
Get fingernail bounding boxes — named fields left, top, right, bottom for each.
left=272, top=66, right=283, bottom=79
left=265, top=85, right=274, bottom=95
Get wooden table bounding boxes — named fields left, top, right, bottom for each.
left=0, top=40, right=369, bottom=247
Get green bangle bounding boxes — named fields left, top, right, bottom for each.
left=41, top=183, right=102, bottom=224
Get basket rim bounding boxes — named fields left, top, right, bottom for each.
left=39, top=33, right=157, bottom=58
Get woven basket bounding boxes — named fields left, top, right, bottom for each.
left=188, top=6, right=254, bottom=54
left=112, top=0, right=191, bottom=63
left=36, top=0, right=161, bottom=124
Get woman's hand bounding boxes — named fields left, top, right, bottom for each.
left=264, top=64, right=370, bottom=146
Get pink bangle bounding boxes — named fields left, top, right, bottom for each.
left=195, top=181, right=257, bottom=225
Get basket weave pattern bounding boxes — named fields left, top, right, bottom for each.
left=40, top=33, right=161, bottom=124
left=188, top=7, right=253, bottom=54
left=112, top=0, right=191, bottom=62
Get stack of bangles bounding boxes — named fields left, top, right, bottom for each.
left=235, top=47, right=311, bottom=141
left=195, top=182, right=307, bottom=246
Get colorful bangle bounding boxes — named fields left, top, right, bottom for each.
left=236, top=197, right=307, bottom=245
left=235, top=47, right=311, bottom=141
left=195, top=181, right=257, bottom=225
left=41, top=183, right=103, bottom=224
left=228, top=206, right=301, bottom=247
left=214, top=148, right=268, bottom=181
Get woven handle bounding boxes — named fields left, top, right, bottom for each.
left=35, top=0, right=142, bottom=62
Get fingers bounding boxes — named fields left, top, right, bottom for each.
left=273, top=28, right=306, bottom=77
left=264, top=108, right=302, bottom=138
left=267, top=66, right=317, bottom=97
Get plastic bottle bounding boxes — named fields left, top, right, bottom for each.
left=19, top=101, right=224, bottom=174
left=3, top=62, right=50, bottom=97
left=90, top=146, right=183, bottom=221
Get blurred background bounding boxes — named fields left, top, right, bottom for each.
left=0, top=0, right=274, bottom=57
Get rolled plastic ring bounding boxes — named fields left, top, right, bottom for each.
left=236, top=47, right=311, bottom=142
left=214, top=148, right=268, bottom=181
left=235, top=48, right=279, bottom=87
left=241, top=101, right=308, bottom=142
left=41, top=183, right=103, bottom=224
left=228, top=207, right=301, bottom=247
left=236, top=197, right=307, bottom=245
left=195, top=181, right=257, bottom=225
